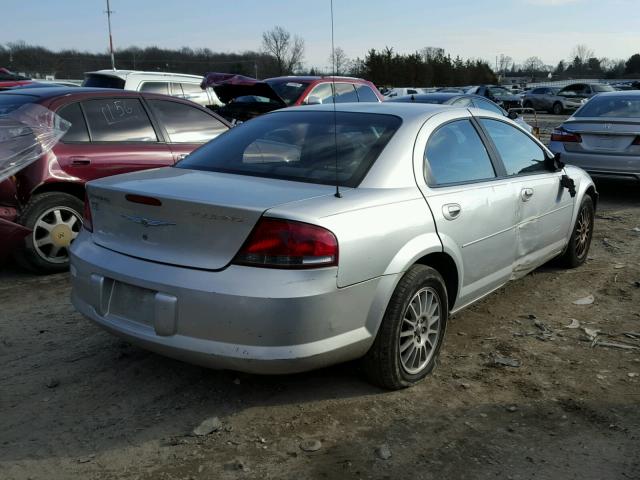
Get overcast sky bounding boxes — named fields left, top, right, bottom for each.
left=2, top=0, right=639, bottom=70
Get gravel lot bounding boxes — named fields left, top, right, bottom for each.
left=1, top=178, right=639, bottom=480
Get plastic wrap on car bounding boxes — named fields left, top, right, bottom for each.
left=0, top=103, right=70, bottom=182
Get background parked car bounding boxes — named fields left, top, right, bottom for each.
left=83, top=70, right=223, bottom=108
left=0, top=67, right=33, bottom=90
left=466, top=85, right=522, bottom=110
left=557, top=82, right=615, bottom=101
left=383, top=87, right=424, bottom=99
left=201, top=73, right=383, bottom=122
left=388, top=92, right=534, bottom=132
left=549, top=91, right=640, bottom=182
left=0, top=86, right=230, bottom=272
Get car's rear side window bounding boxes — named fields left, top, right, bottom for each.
left=57, top=103, right=89, bottom=142
left=82, top=74, right=125, bottom=89
left=82, top=98, right=157, bottom=142
left=425, top=120, right=495, bottom=185
left=139, top=82, right=169, bottom=95
left=355, top=84, right=380, bottom=102
left=480, top=119, right=546, bottom=176
left=177, top=111, right=401, bottom=188
left=148, top=100, right=227, bottom=143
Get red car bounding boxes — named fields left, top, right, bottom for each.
left=0, top=87, right=230, bottom=272
left=0, top=68, right=33, bottom=90
left=202, top=74, right=383, bottom=122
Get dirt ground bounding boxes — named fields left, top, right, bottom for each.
left=1, top=179, right=639, bottom=480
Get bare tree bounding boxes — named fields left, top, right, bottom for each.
left=420, top=46, right=445, bottom=62
left=328, top=47, right=351, bottom=75
left=571, top=44, right=594, bottom=65
left=497, top=54, right=513, bottom=75
left=262, top=26, right=305, bottom=75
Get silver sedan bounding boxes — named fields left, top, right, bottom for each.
left=70, top=103, right=597, bottom=389
left=550, top=91, right=640, bottom=182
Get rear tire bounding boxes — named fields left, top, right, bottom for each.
left=15, top=192, right=83, bottom=274
left=558, top=196, right=594, bottom=268
left=552, top=102, right=564, bottom=115
left=363, top=265, right=448, bottom=390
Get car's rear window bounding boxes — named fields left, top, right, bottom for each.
left=0, top=94, right=38, bottom=114
left=82, top=74, right=125, bottom=89
left=575, top=95, right=640, bottom=118
left=177, top=111, right=401, bottom=187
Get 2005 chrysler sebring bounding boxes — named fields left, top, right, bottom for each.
left=71, top=103, right=597, bottom=389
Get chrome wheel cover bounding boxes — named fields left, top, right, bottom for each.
left=32, top=206, right=81, bottom=264
left=399, top=287, right=442, bottom=375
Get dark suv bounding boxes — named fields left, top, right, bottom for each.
left=0, top=87, right=229, bottom=272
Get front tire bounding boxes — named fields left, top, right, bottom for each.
left=363, top=265, right=448, bottom=390
left=552, top=102, right=564, bottom=115
left=15, top=192, right=83, bottom=273
left=558, top=196, right=594, bottom=268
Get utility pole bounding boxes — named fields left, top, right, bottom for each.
left=254, top=61, right=258, bottom=79
left=105, top=0, right=115, bottom=70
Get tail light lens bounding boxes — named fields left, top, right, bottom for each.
left=551, top=128, right=582, bottom=143
left=233, top=218, right=338, bottom=269
left=83, top=192, right=93, bottom=232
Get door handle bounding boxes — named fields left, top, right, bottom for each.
left=70, top=156, right=91, bottom=166
left=521, top=188, right=534, bottom=202
left=443, top=203, right=461, bottom=220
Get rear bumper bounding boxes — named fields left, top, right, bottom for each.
left=549, top=143, right=640, bottom=181
left=70, top=232, right=394, bottom=374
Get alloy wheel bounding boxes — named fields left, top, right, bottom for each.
left=399, top=287, right=442, bottom=374
left=575, top=206, right=591, bottom=259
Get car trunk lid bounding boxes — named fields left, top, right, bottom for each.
left=563, top=118, right=640, bottom=154
left=87, top=168, right=335, bottom=270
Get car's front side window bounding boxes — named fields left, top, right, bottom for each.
left=424, top=120, right=496, bottom=186
left=480, top=119, right=547, bottom=176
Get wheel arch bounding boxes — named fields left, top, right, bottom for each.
left=413, top=252, right=459, bottom=311
left=30, top=181, right=86, bottom=202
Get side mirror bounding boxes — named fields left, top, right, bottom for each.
left=305, top=96, right=322, bottom=105
left=507, top=110, right=518, bottom=120
left=544, top=152, right=565, bottom=172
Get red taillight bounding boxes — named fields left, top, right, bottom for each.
left=83, top=192, right=93, bottom=232
left=633, top=136, right=640, bottom=146
left=551, top=128, right=582, bottom=143
left=233, top=218, right=338, bottom=269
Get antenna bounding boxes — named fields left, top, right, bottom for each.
left=330, top=0, right=341, bottom=198
left=105, top=0, right=116, bottom=70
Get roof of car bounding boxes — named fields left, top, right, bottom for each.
left=282, top=101, right=458, bottom=122
left=85, top=69, right=203, bottom=80
left=0, top=86, right=140, bottom=100
left=387, top=93, right=490, bottom=103
left=264, top=75, right=368, bottom=83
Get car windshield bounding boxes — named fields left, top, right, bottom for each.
left=575, top=96, right=640, bottom=118
left=550, top=87, right=560, bottom=94
left=592, top=84, right=615, bottom=93
left=489, top=87, right=510, bottom=96
left=0, top=94, right=37, bottom=114
left=177, top=111, right=402, bottom=188
left=265, top=80, right=311, bottom=106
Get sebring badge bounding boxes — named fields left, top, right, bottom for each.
left=121, top=214, right=176, bottom=228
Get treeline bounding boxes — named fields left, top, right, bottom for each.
left=349, top=47, right=496, bottom=87
left=0, top=42, right=285, bottom=80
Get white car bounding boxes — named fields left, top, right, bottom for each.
left=384, top=87, right=425, bottom=99
left=83, top=70, right=223, bottom=107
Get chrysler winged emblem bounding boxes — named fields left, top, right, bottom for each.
left=121, top=214, right=176, bottom=228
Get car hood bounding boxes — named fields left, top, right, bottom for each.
left=201, top=73, right=287, bottom=107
